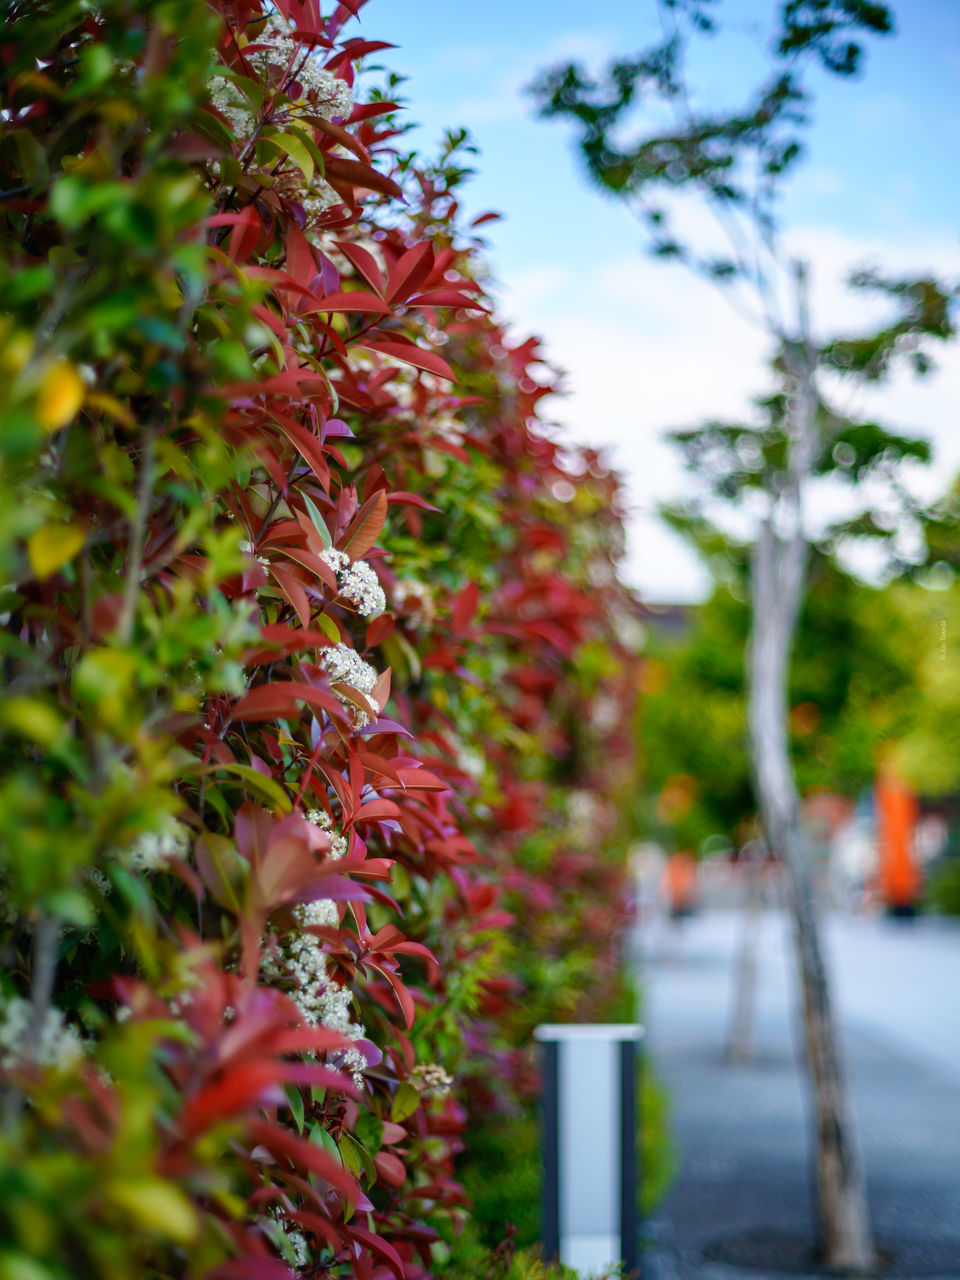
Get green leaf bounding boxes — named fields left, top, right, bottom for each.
left=1, top=129, right=49, bottom=188
left=340, top=1131, right=376, bottom=1183
left=315, top=612, right=341, bottom=642
left=262, top=128, right=314, bottom=183
left=301, top=491, right=333, bottom=548
left=284, top=1084, right=305, bottom=1132
left=0, top=697, right=64, bottom=747
left=285, top=124, right=327, bottom=180
left=354, top=1111, right=384, bottom=1154
left=209, top=763, right=292, bottom=812
left=391, top=1081, right=420, bottom=1123
left=310, top=1122, right=343, bottom=1165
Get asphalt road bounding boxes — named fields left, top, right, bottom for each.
left=638, top=910, right=960, bottom=1280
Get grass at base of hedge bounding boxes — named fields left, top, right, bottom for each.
left=442, top=1067, right=675, bottom=1276
left=926, top=855, right=960, bottom=915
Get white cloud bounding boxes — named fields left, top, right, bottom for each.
left=496, top=223, right=960, bottom=602
left=440, top=29, right=619, bottom=125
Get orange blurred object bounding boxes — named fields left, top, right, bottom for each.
left=662, top=850, right=698, bottom=918
left=874, top=772, right=920, bottom=911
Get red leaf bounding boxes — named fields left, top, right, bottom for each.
left=231, top=685, right=299, bottom=721
left=270, top=1027, right=353, bottom=1056
left=369, top=667, right=391, bottom=710
left=391, top=768, right=449, bottom=793
left=247, top=1121, right=362, bottom=1203
left=309, top=115, right=370, bottom=161
left=270, top=414, right=331, bottom=490
left=350, top=798, right=402, bottom=825
left=269, top=564, right=311, bottom=629
left=229, top=208, right=263, bottom=264
left=233, top=682, right=343, bottom=724
left=334, top=241, right=385, bottom=296
left=306, top=290, right=390, bottom=315
left=285, top=221, right=320, bottom=291
left=385, top=242, right=433, bottom=305
left=385, top=491, right=441, bottom=512
left=324, top=156, right=402, bottom=199
left=452, top=581, right=480, bottom=631
left=350, top=1227, right=405, bottom=1279
left=288, top=1211, right=343, bottom=1251
left=363, top=339, right=455, bottom=382
left=412, top=289, right=487, bottom=310
left=341, top=489, right=387, bottom=559
left=346, top=102, right=397, bottom=124
left=245, top=267, right=315, bottom=298
left=180, top=1062, right=283, bottom=1136
left=365, top=614, right=394, bottom=647
left=367, top=964, right=416, bottom=1029
left=255, top=622, right=341, bottom=655
left=372, top=1149, right=407, bottom=1187
left=281, top=545, right=339, bottom=592
left=337, top=38, right=395, bottom=57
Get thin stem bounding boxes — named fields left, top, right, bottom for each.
left=117, top=425, right=157, bottom=647
left=253, top=456, right=300, bottom=541
left=3, top=915, right=61, bottom=1133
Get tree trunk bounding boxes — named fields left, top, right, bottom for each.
left=726, top=843, right=764, bottom=1063
left=746, top=283, right=876, bottom=1272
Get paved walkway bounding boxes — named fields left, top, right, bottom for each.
left=638, top=911, right=960, bottom=1280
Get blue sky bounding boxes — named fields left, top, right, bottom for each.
left=356, top=1, right=960, bottom=599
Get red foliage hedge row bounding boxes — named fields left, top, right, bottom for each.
left=0, top=2, right=639, bottom=1276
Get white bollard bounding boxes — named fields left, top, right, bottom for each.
left=534, top=1024, right=643, bottom=1276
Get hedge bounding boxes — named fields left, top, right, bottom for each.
left=0, top=4, right=639, bottom=1277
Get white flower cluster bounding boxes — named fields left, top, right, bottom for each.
left=124, top=825, right=190, bottom=873
left=319, top=642, right=379, bottom=730
left=207, top=15, right=354, bottom=227
left=319, top=642, right=377, bottom=695
left=457, top=747, right=486, bottom=783
left=411, top=1061, right=454, bottom=1100
left=287, top=1231, right=309, bottom=1269
left=239, top=539, right=271, bottom=568
left=249, top=17, right=354, bottom=119
left=208, top=12, right=354, bottom=222
left=84, top=866, right=112, bottom=896
left=431, top=414, right=466, bottom=445
left=388, top=379, right=415, bottom=410
left=319, top=548, right=386, bottom=617
left=0, top=997, right=83, bottom=1071
left=261, top=808, right=368, bottom=1087
left=266, top=1208, right=311, bottom=1270
left=299, top=180, right=342, bottom=222
left=208, top=80, right=253, bottom=140
left=319, top=547, right=350, bottom=572
left=262, top=921, right=368, bottom=1088
left=305, top=807, right=348, bottom=860
left=210, top=19, right=353, bottom=140
left=338, top=560, right=386, bottom=617
left=392, top=578, right=435, bottom=629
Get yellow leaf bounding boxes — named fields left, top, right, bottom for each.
left=107, top=1179, right=198, bottom=1244
left=315, top=611, right=341, bottom=642
left=0, top=697, right=64, bottom=747
left=0, top=330, right=33, bottom=376
left=209, top=763, right=292, bottom=812
left=27, top=522, right=85, bottom=579
left=264, top=128, right=314, bottom=182
left=0, top=1253, right=54, bottom=1280
left=390, top=1081, right=421, bottom=1122
left=36, top=361, right=84, bottom=432
left=86, top=390, right=134, bottom=427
